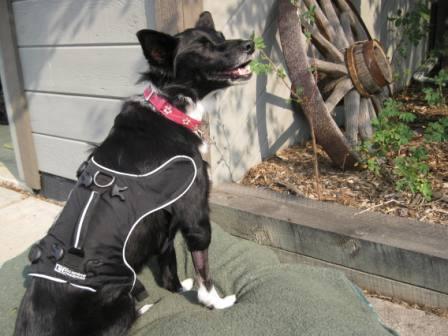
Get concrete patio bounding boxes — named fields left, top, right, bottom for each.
left=0, top=185, right=447, bottom=336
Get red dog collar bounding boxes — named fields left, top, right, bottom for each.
left=143, top=87, right=201, bottom=132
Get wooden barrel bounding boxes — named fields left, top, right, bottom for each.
left=345, top=40, right=392, bottom=97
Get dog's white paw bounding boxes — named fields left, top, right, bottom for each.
left=137, top=304, right=153, bottom=316
left=198, top=285, right=236, bottom=309
left=214, top=294, right=236, bottom=309
left=181, top=278, right=194, bottom=292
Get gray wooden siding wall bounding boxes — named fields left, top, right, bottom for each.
left=10, top=0, right=425, bottom=185
left=12, top=0, right=155, bottom=180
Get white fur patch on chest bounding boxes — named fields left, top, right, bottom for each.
left=185, top=98, right=205, bottom=121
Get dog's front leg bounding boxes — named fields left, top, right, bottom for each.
left=191, top=249, right=236, bottom=309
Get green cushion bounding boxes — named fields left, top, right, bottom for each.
left=0, top=223, right=397, bottom=336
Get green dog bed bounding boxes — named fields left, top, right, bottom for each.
left=1, top=223, right=397, bottom=336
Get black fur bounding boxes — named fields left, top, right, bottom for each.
left=14, top=11, right=254, bottom=336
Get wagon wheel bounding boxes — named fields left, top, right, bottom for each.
left=278, top=0, right=393, bottom=168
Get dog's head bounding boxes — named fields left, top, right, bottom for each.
left=137, top=12, right=255, bottom=97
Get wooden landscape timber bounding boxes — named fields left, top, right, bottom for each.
left=210, top=183, right=448, bottom=309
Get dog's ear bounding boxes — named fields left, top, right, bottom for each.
left=195, top=11, right=215, bottom=30
left=136, top=29, right=177, bottom=68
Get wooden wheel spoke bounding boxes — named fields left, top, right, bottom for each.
left=322, top=77, right=347, bottom=98
left=303, top=0, right=337, bottom=42
left=334, top=0, right=369, bottom=41
left=359, top=98, right=373, bottom=140
left=371, top=95, right=383, bottom=115
left=302, top=20, right=344, bottom=63
left=344, top=90, right=361, bottom=145
left=308, top=58, right=348, bottom=76
left=320, top=0, right=349, bottom=49
left=340, top=11, right=355, bottom=45
left=325, top=78, right=353, bottom=113
left=367, top=98, right=377, bottom=120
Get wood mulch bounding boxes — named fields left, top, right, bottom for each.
left=241, top=85, right=448, bottom=226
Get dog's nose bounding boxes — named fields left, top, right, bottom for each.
left=242, top=40, right=255, bottom=54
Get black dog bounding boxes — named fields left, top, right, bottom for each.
left=14, top=11, right=254, bottom=336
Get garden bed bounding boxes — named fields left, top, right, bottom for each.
left=242, top=85, right=448, bottom=226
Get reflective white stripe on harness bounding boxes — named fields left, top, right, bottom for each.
left=73, top=191, right=97, bottom=249
left=28, top=273, right=97, bottom=293
left=120, top=155, right=198, bottom=293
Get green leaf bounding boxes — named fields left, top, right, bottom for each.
left=425, top=117, right=448, bottom=142
left=253, top=36, right=266, bottom=50
left=276, top=67, right=287, bottom=79
left=398, top=112, right=416, bottom=123
left=294, top=86, right=304, bottom=99
left=249, top=58, right=272, bottom=75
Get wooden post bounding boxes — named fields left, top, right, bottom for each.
left=0, top=0, right=40, bottom=190
left=154, top=0, right=203, bottom=33
left=154, top=0, right=210, bottom=163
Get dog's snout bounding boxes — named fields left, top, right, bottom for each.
left=241, top=40, right=255, bottom=54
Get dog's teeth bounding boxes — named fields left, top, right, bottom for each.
left=237, top=65, right=251, bottom=76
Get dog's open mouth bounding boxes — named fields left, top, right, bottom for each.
left=216, top=61, right=253, bottom=81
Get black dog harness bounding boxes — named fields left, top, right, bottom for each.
left=27, top=155, right=197, bottom=298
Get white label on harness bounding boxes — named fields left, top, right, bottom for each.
left=54, top=264, right=87, bottom=281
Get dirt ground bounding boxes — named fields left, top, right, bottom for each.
left=242, top=85, right=448, bottom=226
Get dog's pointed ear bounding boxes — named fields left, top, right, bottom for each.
left=195, top=11, right=215, bottom=30
left=136, top=29, right=177, bottom=68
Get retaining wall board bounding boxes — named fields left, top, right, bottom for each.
left=210, top=184, right=448, bottom=297
left=272, top=246, right=448, bottom=310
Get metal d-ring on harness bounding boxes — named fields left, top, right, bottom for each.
left=71, top=164, right=128, bottom=256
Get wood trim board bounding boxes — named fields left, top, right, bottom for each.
left=0, top=0, right=40, bottom=189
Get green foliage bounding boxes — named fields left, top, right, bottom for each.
left=360, top=98, right=434, bottom=201
left=253, top=36, right=266, bottom=50
left=422, top=69, right=448, bottom=106
left=368, top=99, right=415, bottom=154
left=435, top=69, right=448, bottom=87
left=249, top=36, right=274, bottom=75
left=248, top=35, right=301, bottom=104
left=394, top=147, right=432, bottom=200
left=423, top=87, right=443, bottom=106
left=302, top=5, right=316, bottom=25
left=249, top=57, right=273, bottom=75
left=388, top=1, right=431, bottom=58
left=425, top=117, right=448, bottom=142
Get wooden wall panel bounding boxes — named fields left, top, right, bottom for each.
left=33, top=134, right=92, bottom=180
left=27, top=92, right=121, bottom=144
left=12, top=0, right=152, bottom=46
left=19, top=46, right=147, bottom=97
